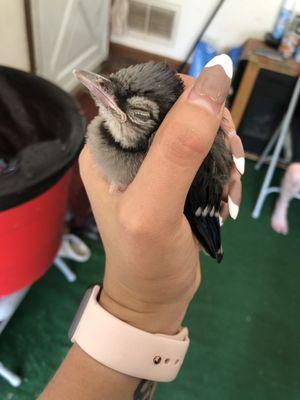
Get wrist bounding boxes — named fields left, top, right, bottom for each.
left=70, top=285, right=190, bottom=383
left=99, top=286, right=187, bottom=335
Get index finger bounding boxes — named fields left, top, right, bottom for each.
left=125, top=55, right=233, bottom=224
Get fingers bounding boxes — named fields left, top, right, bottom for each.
left=220, top=168, right=242, bottom=223
left=78, top=145, right=111, bottom=206
left=220, top=108, right=244, bottom=222
left=219, top=201, right=229, bottom=226
left=221, top=108, right=245, bottom=175
left=126, top=55, right=233, bottom=223
left=227, top=167, right=242, bottom=220
left=220, top=164, right=242, bottom=223
left=220, top=167, right=242, bottom=224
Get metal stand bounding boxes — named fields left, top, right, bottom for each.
left=54, top=257, right=77, bottom=282
left=0, top=254, right=76, bottom=387
left=252, top=77, right=300, bottom=219
left=0, top=230, right=91, bottom=386
left=0, top=286, right=30, bottom=387
left=0, top=362, right=22, bottom=387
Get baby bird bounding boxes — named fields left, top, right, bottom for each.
left=74, top=59, right=234, bottom=262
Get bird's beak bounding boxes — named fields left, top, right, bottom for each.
left=73, top=69, right=127, bottom=123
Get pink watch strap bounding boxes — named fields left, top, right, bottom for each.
left=71, top=286, right=190, bottom=382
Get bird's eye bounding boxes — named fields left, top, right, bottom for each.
left=134, top=110, right=150, bottom=121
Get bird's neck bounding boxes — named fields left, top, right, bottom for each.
left=88, top=114, right=149, bottom=154
left=101, top=121, right=148, bottom=153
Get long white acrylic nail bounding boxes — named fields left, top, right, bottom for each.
left=233, top=156, right=245, bottom=175
left=228, top=195, right=239, bottom=220
left=219, top=215, right=224, bottom=226
left=204, top=54, right=233, bottom=79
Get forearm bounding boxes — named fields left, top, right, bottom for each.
left=39, top=344, right=156, bottom=400
left=39, top=271, right=188, bottom=400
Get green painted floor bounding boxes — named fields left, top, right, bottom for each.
left=0, top=160, right=300, bottom=399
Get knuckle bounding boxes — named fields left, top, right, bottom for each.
left=118, top=204, right=153, bottom=239
left=288, top=164, right=300, bottom=181
left=289, top=173, right=300, bottom=187
left=162, top=120, right=206, bottom=166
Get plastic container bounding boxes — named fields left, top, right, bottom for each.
left=279, top=15, right=300, bottom=58
left=272, top=0, right=296, bottom=40
left=0, top=66, right=84, bottom=296
left=279, top=31, right=299, bottom=58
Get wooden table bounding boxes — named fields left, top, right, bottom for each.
left=231, top=38, right=300, bottom=130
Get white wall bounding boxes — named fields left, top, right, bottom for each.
left=112, top=0, right=300, bottom=61
left=0, top=0, right=30, bottom=71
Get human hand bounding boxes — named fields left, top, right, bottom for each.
left=79, top=63, right=241, bottom=335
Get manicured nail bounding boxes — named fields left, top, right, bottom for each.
left=233, top=156, right=245, bottom=175
left=205, top=54, right=233, bottom=79
left=230, top=134, right=245, bottom=175
left=228, top=175, right=242, bottom=220
left=188, top=54, right=232, bottom=113
left=219, top=215, right=224, bottom=226
left=228, top=195, right=239, bottom=220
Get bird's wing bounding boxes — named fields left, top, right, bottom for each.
left=184, top=181, right=223, bottom=263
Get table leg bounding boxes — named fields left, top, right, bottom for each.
left=231, top=61, right=260, bottom=130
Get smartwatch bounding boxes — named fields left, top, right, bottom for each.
left=69, top=285, right=190, bottom=382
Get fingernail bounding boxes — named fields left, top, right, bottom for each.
left=228, top=195, right=239, bottom=220
left=188, top=54, right=232, bottom=113
left=219, top=215, right=224, bottom=226
left=228, top=174, right=242, bottom=220
left=230, top=135, right=245, bottom=175
left=233, top=156, right=245, bottom=175
left=220, top=202, right=229, bottom=225
left=205, top=54, right=233, bottom=79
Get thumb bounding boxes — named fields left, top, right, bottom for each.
left=126, top=55, right=232, bottom=223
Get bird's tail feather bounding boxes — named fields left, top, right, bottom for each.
left=193, top=213, right=223, bottom=263
left=184, top=185, right=223, bottom=263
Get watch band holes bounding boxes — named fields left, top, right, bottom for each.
left=153, top=356, right=178, bottom=365
left=153, top=356, right=161, bottom=365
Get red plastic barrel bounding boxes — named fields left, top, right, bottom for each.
left=0, top=168, right=73, bottom=296
left=0, top=66, right=84, bottom=297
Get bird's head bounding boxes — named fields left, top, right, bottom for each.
left=73, top=62, right=184, bottom=150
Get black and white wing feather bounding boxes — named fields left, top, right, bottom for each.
left=184, top=132, right=233, bottom=263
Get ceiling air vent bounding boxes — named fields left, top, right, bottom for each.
left=127, top=0, right=177, bottom=41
